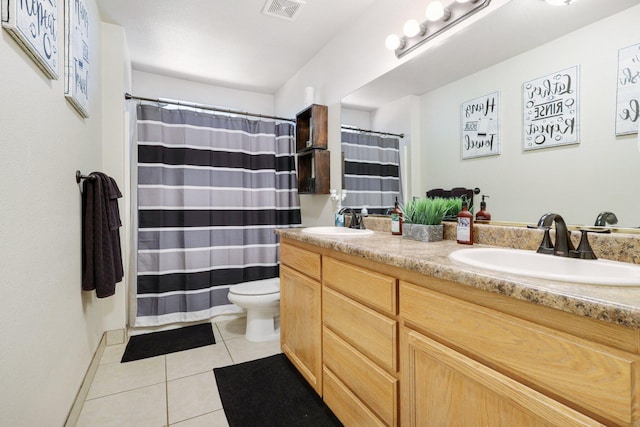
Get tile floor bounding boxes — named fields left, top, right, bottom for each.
left=76, top=317, right=282, bottom=427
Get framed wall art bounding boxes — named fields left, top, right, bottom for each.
left=461, top=91, right=500, bottom=159
left=64, top=0, right=89, bottom=117
left=615, top=42, right=640, bottom=136
left=1, top=0, right=59, bottom=79
left=523, top=66, right=579, bottom=151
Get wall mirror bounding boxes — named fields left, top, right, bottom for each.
left=341, top=0, right=640, bottom=229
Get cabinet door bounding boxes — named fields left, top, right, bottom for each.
left=401, top=327, right=604, bottom=427
left=280, top=265, right=322, bottom=395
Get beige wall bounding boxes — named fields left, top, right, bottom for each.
left=0, top=3, right=130, bottom=426
left=421, top=6, right=640, bottom=227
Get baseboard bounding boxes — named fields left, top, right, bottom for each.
left=64, top=329, right=122, bottom=427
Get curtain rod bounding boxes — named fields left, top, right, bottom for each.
left=124, top=93, right=296, bottom=123
left=341, top=125, right=404, bottom=139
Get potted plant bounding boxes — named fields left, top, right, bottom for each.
left=401, top=197, right=452, bottom=242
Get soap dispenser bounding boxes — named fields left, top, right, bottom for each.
left=475, top=195, right=491, bottom=223
left=335, top=197, right=345, bottom=227
left=390, top=197, right=403, bottom=235
left=457, top=199, right=473, bottom=245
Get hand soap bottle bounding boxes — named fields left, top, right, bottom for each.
left=335, top=198, right=345, bottom=227
left=475, top=195, right=491, bottom=223
left=390, top=197, right=403, bottom=235
left=457, top=199, right=473, bottom=245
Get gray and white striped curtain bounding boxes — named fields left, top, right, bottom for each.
left=342, top=131, right=402, bottom=214
left=135, top=104, right=301, bottom=326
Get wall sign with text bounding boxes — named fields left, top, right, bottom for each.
left=523, top=66, right=579, bottom=151
left=616, top=42, right=640, bottom=136
left=461, top=91, right=500, bottom=159
left=65, top=0, right=89, bottom=117
left=1, top=0, right=59, bottom=79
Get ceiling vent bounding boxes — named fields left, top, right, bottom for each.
left=262, top=0, right=306, bottom=21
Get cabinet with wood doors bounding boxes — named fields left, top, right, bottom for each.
left=279, top=234, right=640, bottom=426
left=279, top=242, right=323, bottom=395
left=400, top=280, right=639, bottom=426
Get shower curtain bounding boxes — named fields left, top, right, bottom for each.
left=135, top=104, right=301, bottom=326
left=342, top=131, right=402, bottom=215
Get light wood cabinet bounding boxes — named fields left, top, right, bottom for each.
left=400, top=280, right=640, bottom=426
left=401, top=327, right=603, bottom=427
left=279, top=238, right=640, bottom=426
left=322, top=256, right=398, bottom=426
left=280, top=244, right=322, bottom=395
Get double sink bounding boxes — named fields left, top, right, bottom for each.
left=300, top=227, right=640, bottom=286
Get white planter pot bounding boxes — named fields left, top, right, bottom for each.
left=402, top=223, right=444, bottom=242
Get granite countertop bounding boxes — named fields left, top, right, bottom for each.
left=277, top=228, right=640, bottom=329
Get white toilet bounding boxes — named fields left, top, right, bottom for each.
left=227, top=278, right=280, bottom=342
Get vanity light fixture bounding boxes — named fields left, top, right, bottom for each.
left=386, top=0, right=491, bottom=58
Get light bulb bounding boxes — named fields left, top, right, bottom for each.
left=403, top=19, right=421, bottom=37
left=385, top=34, right=402, bottom=50
left=426, top=1, right=450, bottom=22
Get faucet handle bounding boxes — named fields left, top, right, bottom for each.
left=528, top=225, right=554, bottom=254
left=569, top=227, right=610, bottom=260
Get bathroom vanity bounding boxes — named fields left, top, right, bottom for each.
left=278, top=225, right=640, bottom=427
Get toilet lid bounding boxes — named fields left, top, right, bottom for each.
left=229, top=280, right=280, bottom=296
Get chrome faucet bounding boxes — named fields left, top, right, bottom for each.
left=339, top=207, right=365, bottom=229
left=535, top=213, right=575, bottom=257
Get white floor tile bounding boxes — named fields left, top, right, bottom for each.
left=215, top=317, right=247, bottom=341
left=209, top=320, right=224, bottom=344
left=87, top=355, right=166, bottom=399
left=100, top=343, right=126, bottom=365
left=80, top=319, right=286, bottom=426
left=77, top=382, right=166, bottom=427
left=167, top=371, right=223, bottom=425
left=224, top=335, right=282, bottom=364
left=166, top=344, right=233, bottom=381
left=169, top=409, right=229, bottom=427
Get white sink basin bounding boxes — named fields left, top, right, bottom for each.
left=449, top=248, right=640, bottom=286
left=301, top=226, right=374, bottom=237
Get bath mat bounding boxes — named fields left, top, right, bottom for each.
left=121, top=323, right=215, bottom=362
left=214, top=353, right=342, bottom=427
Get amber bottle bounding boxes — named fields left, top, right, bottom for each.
left=391, top=197, right=403, bottom=235
left=475, top=195, right=491, bottom=223
left=456, top=200, right=473, bottom=244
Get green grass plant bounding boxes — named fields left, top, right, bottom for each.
left=402, top=197, right=451, bottom=225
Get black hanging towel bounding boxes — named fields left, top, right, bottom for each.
left=81, top=172, right=124, bottom=298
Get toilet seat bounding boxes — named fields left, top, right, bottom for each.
left=229, top=280, right=279, bottom=296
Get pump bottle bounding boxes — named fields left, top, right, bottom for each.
left=457, top=200, right=473, bottom=245
left=475, top=195, right=491, bottom=223
left=390, top=197, right=403, bottom=235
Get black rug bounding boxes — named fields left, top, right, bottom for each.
left=121, top=323, right=215, bottom=362
left=214, top=353, right=342, bottom=427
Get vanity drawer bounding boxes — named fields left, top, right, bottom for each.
left=323, top=256, right=397, bottom=315
left=323, top=287, right=396, bottom=373
left=323, top=367, right=386, bottom=427
left=400, top=281, right=640, bottom=426
left=323, top=327, right=397, bottom=426
left=280, top=242, right=321, bottom=281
